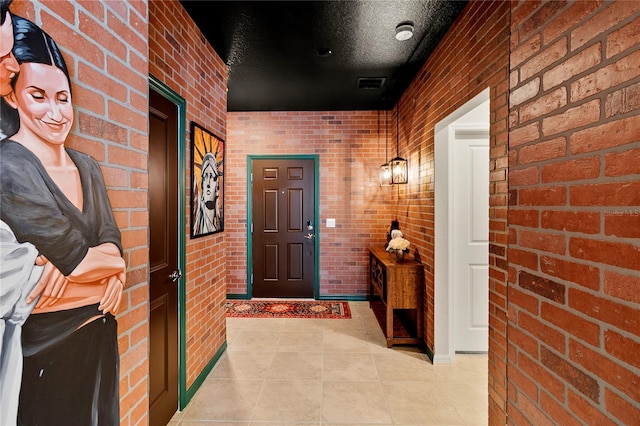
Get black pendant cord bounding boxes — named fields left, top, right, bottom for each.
left=396, top=108, right=400, bottom=158
left=377, top=109, right=380, bottom=157
left=385, top=110, right=388, bottom=163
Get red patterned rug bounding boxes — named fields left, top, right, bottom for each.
left=225, top=300, right=351, bottom=319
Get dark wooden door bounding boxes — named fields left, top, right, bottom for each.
left=148, top=89, right=179, bottom=426
left=252, top=159, right=316, bottom=298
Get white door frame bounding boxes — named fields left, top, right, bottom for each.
left=434, top=88, right=490, bottom=363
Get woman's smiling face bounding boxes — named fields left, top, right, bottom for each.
left=8, top=62, right=73, bottom=145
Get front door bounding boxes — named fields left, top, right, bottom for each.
left=148, top=89, right=179, bottom=425
left=251, top=158, right=316, bottom=298
left=452, top=128, right=489, bottom=352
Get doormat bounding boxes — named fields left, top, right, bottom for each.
left=225, top=300, right=351, bottom=319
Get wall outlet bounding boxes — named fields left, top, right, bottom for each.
left=326, top=218, right=336, bottom=228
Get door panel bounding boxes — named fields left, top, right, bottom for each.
left=149, top=89, right=179, bottom=426
left=264, top=245, right=278, bottom=280
left=264, top=190, right=278, bottom=231
left=289, top=244, right=303, bottom=279
left=288, top=188, right=303, bottom=231
left=149, top=295, right=169, bottom=402
left=252, top=159, right=315, bottom=298
left=453, top=130, right=489, bottom=352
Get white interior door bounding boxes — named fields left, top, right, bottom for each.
left=452, top=129, right=489, bottom=352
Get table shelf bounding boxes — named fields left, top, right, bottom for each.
left=369, top=247, right=424, bottom=347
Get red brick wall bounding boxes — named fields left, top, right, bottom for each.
left=149, top=0, right=228, bottom=390
left=508, top=1, right=640, bottom=424
left=11, top=1, right=151, bottom=424
left=394, top=1, right=511, bottom=423
left=226, top=111, right=389, bottom=296
left=20, top=1, right=637, bottom=425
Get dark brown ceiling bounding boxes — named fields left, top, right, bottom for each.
left=180, top=1, right=467, bottom=112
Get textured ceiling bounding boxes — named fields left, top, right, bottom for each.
left=180, top=1, right=467, bottom=111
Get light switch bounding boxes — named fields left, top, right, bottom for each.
left=326, top=218, right=336, bottom=228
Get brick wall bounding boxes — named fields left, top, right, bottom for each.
left=393, top=1, right=511, bottom=424
left=226, top=111, right=389, bottom=296
left=18, top=1, right=637, bottom=425
left=11, top=1, right=151, bottom=424
left=149, top=0, right=228, bottom=390
left=508, top=1, right=640, bottom=424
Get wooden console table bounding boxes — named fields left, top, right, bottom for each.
left=369, top=247, right=424, bottom=347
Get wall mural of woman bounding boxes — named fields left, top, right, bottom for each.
left=0, top=6, right=125, bottom=425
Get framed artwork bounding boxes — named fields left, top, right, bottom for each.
left=190, top=121, right=225, bottom=238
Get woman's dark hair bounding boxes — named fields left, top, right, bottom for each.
left=12, top=15, right=70, bottom=85
left=0, top=0, right=13, bottom=25
left=1, top=14, right=71, bottom=138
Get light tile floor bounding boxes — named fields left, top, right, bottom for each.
left=169, top=301, right=488, bottom=425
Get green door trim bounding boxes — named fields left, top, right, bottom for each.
left=246, top=155, right=320, bottom=299
left=148, top=76, right=189, bottom=409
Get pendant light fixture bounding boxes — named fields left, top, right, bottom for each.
left=379, top=110, right=392, bottom=186
left=390, top=108, right=408, bottom=184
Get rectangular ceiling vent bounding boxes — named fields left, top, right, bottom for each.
left=357, top=77, right=386, bottom=90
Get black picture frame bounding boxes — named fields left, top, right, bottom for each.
left=190, top=121, right=224, bottom=238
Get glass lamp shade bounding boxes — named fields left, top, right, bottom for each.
left=390, top=156, right=408, bottom=184
left=379, top=163, right=392, bottom=186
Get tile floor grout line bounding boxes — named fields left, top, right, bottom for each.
left=249, top=323, right=283, bottom=423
